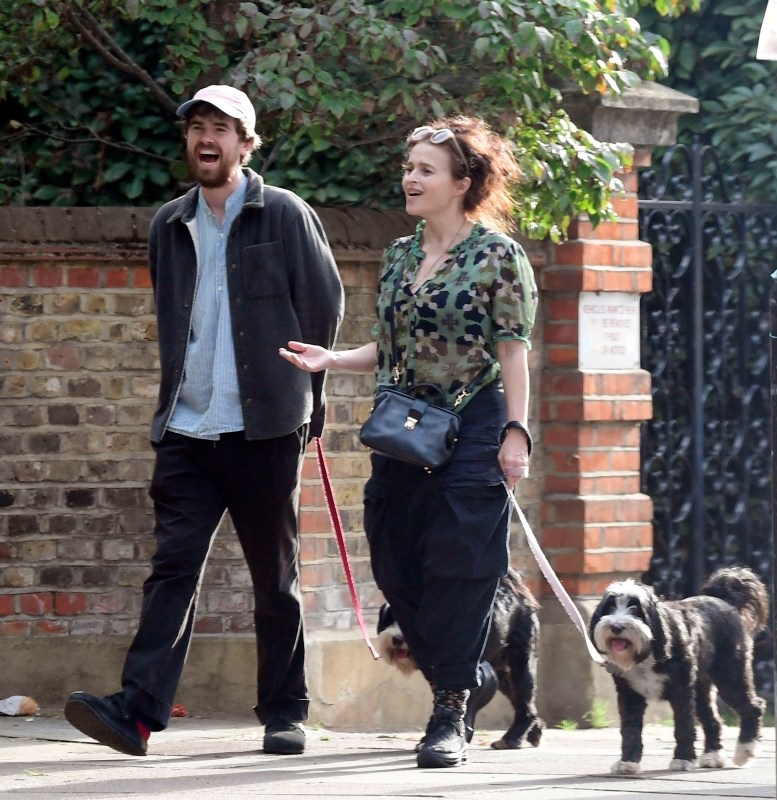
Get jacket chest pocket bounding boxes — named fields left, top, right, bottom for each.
left=242, top=242, right=289, bottom=298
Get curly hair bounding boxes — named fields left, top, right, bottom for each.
left=406, top=116, right=520, bottom=233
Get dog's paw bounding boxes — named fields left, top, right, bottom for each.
left=698, top=751, right=725, bottom=769
left=526, top=721, right=544, bottom=747
left=491, top=737, right=520, bottom=750
left=610, top=760, right=641, bottom=776
left=733, top=740, right=759, bottom=767
left=669, top=759, right=696, bottom=771
left=491, top=719, right=544, bottom=750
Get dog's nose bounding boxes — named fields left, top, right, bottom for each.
left=611, top=623, right=624, bottom=635
left=392, top=635, right=404, bottom=647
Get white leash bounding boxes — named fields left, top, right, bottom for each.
left=503, top=483, right=605, bottom=666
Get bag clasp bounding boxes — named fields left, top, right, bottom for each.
left=404, top=405, right=424, bottom=430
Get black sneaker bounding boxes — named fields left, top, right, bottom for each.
left=463, top=661, right=498, bottom=743
left=64, top=691, right=147, bottom=756
left=416, top=706, right=467, bottom=768
left=263, top=718, right=306, bottom=754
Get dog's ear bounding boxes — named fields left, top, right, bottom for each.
left=377, top=603, right=394, bottom=634
left=589, top=595, right=606, bottom=642
left=647, top=592, right=672, bottom=662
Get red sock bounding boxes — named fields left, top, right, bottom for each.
left=136, top=720, right=150, bottom=741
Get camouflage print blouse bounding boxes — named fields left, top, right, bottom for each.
left=372, top=220, right=538, bottom=411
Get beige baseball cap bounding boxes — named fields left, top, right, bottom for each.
left=176, top=85, right=256, bottom=135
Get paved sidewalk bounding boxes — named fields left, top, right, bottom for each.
left=0, top=715, right=774, bottom=799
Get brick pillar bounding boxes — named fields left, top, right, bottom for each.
left=540, top=166, right=654, bottom=597
left=535, top=82, right=699, bottom=723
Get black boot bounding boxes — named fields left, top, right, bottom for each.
left=416, top=705, right=467, bottom=768
left=463, top=661, right=498, bottom=743
left=414, top=713, right=434, bottom=753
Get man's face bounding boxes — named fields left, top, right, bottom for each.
left=185, top=110, right=252, bottom=189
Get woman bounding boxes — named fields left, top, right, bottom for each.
left=279, top=116, right=538, bottom=768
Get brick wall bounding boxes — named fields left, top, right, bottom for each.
left=0, top=206, right=550, bottom=648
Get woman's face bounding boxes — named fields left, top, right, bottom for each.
left=402, top=141, right=469, bottom=219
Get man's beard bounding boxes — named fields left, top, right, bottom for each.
left=187, top=151, right=237, bottom=188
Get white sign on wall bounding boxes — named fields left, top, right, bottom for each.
left=757, top=0, right=777, bottom=60
left=578, top=292, right=640, bottom=370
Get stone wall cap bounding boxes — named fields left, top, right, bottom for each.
left=593, top=81, right=700, bottom=115
left=0, top=207, right=153, bottom=244
left=563, top=80, right=699, bottom=115
left=0, top=205, right=416, bottom=251
left=314, top=207, right=415, bottom=250
left=563, top=80, right=698, bottom=148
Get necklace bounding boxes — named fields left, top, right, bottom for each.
left=411, top=219, right=468, bottom=292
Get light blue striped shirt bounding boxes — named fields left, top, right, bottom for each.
left=167, top=176, right=247, bottom=440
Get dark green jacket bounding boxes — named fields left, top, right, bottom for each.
left=147, top=169, right=344, bottom=442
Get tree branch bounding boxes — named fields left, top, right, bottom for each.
left=9, top=124, right=179, bottom=165
left=258, top=136, right=285, bottom=173
left=62, top=2, right=178, bottom=115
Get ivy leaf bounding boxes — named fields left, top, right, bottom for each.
left=122, top=175, right=144, bottom=200
left=279, top=92, right=297, bottom=110
left=101, top=162, right=133, bottom=183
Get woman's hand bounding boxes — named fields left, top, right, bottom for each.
left=280, top=341, right=378, bottom=374
left=499, top=428, right=530, bottom=489
left=279, top=341, right=335, bottom=373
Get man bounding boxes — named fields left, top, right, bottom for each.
left=64, top=85, right=344, bottom=757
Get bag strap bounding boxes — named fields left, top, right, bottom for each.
left=386, top=264, right=407, bottom=384
left=503, top=482, right=605, bottom=666
left=315, top=438, right=380, bottom=660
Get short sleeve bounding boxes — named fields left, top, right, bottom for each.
left=490, top=240, right=538, bottom=347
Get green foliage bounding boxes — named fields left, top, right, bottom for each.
left=582, top=699, right=612, bottom=728
left=554, top=699, right=611, bottom=730
left=0, top=1, right=203, bottom=206
left=513, top=114, right=633, bottom=242
left=636, top=0, right=777, bottom=201
left=1, top=0, right=699, bottom=237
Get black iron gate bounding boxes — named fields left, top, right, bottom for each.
left=638, top=141, right=775, bottom=700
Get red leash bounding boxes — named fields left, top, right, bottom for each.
left=315, top=438, right=380, bottom=660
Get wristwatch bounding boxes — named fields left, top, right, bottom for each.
left=500, top=420, right=532, bottom=456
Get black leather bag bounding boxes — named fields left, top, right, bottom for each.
left=359, top=385, right=461, bottom=469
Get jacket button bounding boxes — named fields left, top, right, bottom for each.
left=245, top=398, right=253, bottom=405
left=231, top=263, right=237, bottom=270
left=243, top=364, right=248, bottom=370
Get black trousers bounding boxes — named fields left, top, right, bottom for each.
left=121, top=429, right=308, bottom=730
left=364, top=383, right=509, bottom=691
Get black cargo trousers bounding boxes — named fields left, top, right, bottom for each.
left=364, top=382, right=510, bottom=690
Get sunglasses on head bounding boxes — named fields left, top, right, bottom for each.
left=409, top=126, right=469, bottom=175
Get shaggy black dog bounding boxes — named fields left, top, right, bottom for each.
left=376, top=567, right=545, bottom=749
left=590, top=565, right=769, bottom=775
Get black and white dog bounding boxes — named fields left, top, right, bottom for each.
left=376, top=568, right=545, bottom=750
left=590, top=565, right=769, bottom=775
